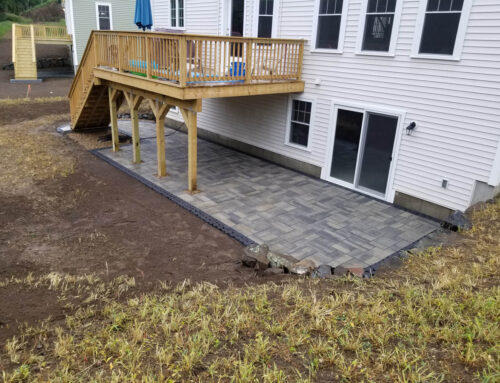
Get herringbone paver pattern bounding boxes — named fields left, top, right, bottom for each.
left=103, top=121, right=437, bottom=267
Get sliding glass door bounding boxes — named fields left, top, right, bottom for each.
left=329, top=107, right=399, bottom=197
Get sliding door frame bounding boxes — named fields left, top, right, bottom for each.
left=321, top=100, right=406, bottom=202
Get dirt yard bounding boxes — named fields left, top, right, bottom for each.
left=0, top=100, right=498, bottom=382
left=0, top=36, right=73, bottom=99
left=0, top=102, right=260, bottom=344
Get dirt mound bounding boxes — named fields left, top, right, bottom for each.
left=23, top=1, right=64, bottom=23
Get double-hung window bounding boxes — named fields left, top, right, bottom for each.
left=96, top=3, right=112, bottom=30
left=413, top=0, right=471, bottom=59
left=315, top=0, right=345, bottom=51
left=288, top=99, right=312, bottom=148
left=170, top=0, right=184, bottom=28
left=257, top=0, right=274, bottom=38
left=361, top=0, right=397, bottom=52
left=419, top=0, right=463, bottom=55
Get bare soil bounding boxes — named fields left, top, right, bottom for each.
left=0, top=36, right=73, bottom=99
left=0, top=100, right=69, bottom=125
left=0, top=105, right=259, bottom=344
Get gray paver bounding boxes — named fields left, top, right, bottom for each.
left=101, top=121, right=438, bottom=268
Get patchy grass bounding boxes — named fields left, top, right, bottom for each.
left=0, top=96, right=67, bottom=106
left=1, top=199, right=498, bottom=382
left=0, top=114, right=74, bottom=192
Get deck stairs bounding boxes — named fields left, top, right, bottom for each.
left=12, top=24, right=72, bottom=81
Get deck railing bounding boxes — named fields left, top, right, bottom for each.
left=69, top=30, right=304, bottom=126
left=69, top=33, right=97, bottom=125
left=14, top=24, right=70, bottom=41
left=93, top=31, right=304, bottom=87
left=33, top=25, right=71, bottom=41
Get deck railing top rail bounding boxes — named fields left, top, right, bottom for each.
left=92, top=30, right=305, bottom=88
left=14, top=24, right=71, bottom=42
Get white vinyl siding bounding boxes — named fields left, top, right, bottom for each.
left=71, top=0, right=136, bottom=66
left=153, top=0, right=500, bottom=211
left=152, top=0, right=219, bottom=34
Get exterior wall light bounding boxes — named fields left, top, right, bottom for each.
left=406, top=122, right=416, bottom=135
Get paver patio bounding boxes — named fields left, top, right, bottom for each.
left=96, top=120, right=438, bottom=268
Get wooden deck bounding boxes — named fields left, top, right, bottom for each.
left=12, top=24, right=72, bottom=80
left=69, top=30, right=305, bottom=193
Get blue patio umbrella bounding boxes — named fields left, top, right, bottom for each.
left=135, top=0, right=153, bottom=31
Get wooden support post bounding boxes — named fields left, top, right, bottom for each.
left=108, top=87, right=120, bottom=152
left=149, top=99, right=171, bottom=177
left=180, top=107, right=198, bottom=193
left=123, top=92, right=143, bottom=164
left=30, top=24, right=36, bottom=64
left=11, top=24, right=16, bottom=64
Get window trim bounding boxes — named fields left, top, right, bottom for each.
left=253, top=0, right=279, bottom=38
left=284, top=96, right=315, bottom=152
left=311, top=0, right=349, bottom=54
left=411, top=0, right=472, bottom=61
left=170, top=0, right=185, bottom=30
left=95, top=2, right=113, bottom=30
left=355, top=0, right=403, bottom=57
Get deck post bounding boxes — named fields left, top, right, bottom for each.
left=245, top=40, right=252, bottom=84
left=108, top=87, right=120, bottom=152
left=297, top=42, right=304, bottom=80
left=179, top=36, right=187, bottom=87
left=146, top=36, right=152, bottom=79
left=149, top=99, right=171, bottom=177
left=180, top=107, right=198, bottom=193
left=124, top=92, right=143, bottom=164
left=12, top=24, right=16, bottom=65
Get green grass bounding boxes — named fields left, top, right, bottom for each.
left=43, top=18, right=65, bottom=26
left=0, top=12, right=33, bottom=38
left=0, top=20, right=13, bottom=39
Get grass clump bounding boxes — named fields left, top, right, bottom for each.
left=1, top=201, right=499, bottom=382
left=0, top=96, right=67, bottom=105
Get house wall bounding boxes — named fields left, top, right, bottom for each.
left=71, top=0, right=137, bottom=66
left=154, top=0, right=500, bottom=213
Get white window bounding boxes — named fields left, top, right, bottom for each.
left=170, top=0, right=184, bottom=28
left=356, top=0, right=403, bottom=55
left=96, top=3, right=112, bottom=30
left=412, top=0, right=472, bottom=60
left=286, top=99, right=313, bottom=149
left=312, top=0, right=348, bottom=53
left=256, top=0, right=275, bottom=38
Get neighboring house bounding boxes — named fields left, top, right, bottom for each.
left=146, top=0, right=500, bottom=219
left=63, top=0, right=137, bottom=70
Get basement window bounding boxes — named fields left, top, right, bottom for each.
left=288, top=100, right=312, bottom=148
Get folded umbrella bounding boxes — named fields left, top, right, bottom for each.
left=135, top=0, right=153, bottom=31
